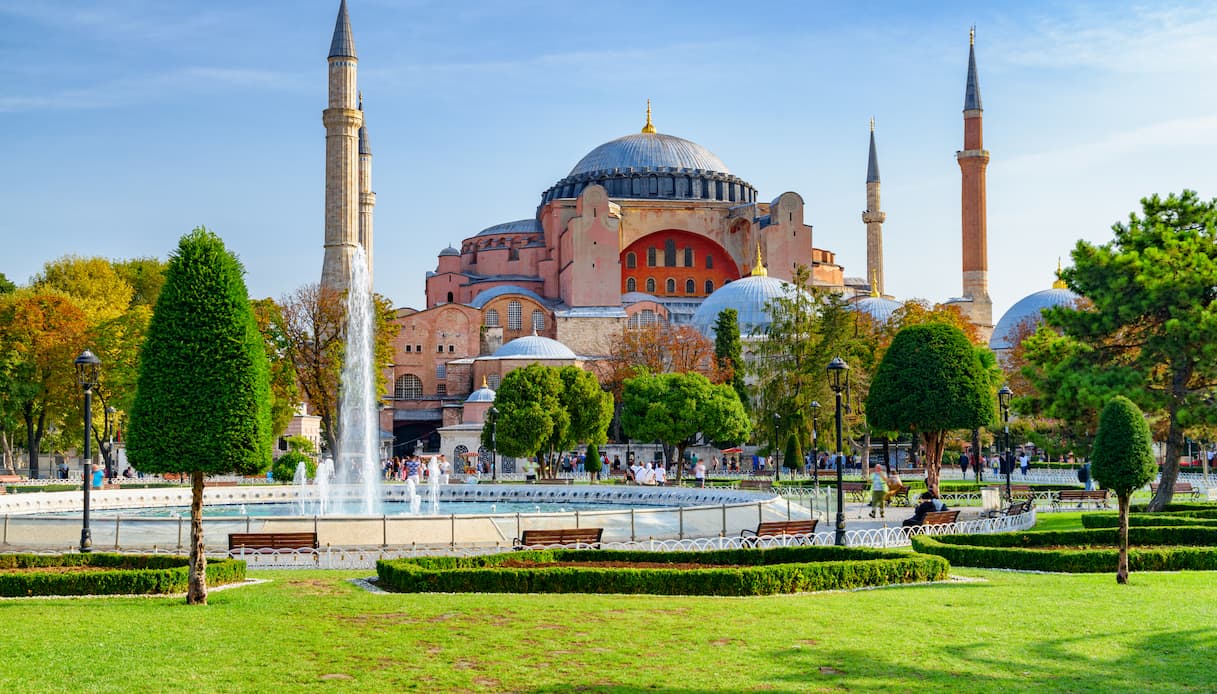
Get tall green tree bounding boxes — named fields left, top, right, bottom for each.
left=1091, top=396, right=1157, bottom=584
left=1028, top=191, right=1217, bottom=510
left=112, top=257, right=168, bottom=308
left=0, top=273, right=15, bottom=295
left=557, top=366, right=613, bottom=453
left=485, top=364, right=566, bottom=476
left=126, top=228, right=272, bottom=605
left=621, top=371, right=751, bottom=482
left=713, top=308, right=749, bottom=410
left=867, top=323, right=995, bottom=494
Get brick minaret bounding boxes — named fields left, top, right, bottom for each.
left=862, top=118, right=886, bottom=296
left=358, top=92, right=375, bottom=283
left=956, top=28, right=993, bottom=338
left=321, top=0, right=364, bottom=294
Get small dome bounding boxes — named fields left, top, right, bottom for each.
left=990, top=287, right=1081, bottom=350
left=465, top=385, right=496, bottom=403
left=491, top=334, right=577, bottom=360
left=691, top=275, right=804, bottom=338
left=851, top=296, right=902, bottom=324
left=569, top=132, right=730, bottom=177
left=476, top=219, right=542, bottom=237
left=439, top=246, right=460, bottom=257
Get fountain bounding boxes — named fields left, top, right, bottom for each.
left=293, top=462, right=308, bottom=514
left=426, top=458, right=441, bottom=515
left=405, top=478, right=421, bottom=515
left=316, top=457, right=335, bottom=516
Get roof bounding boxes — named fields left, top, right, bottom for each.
left=568, top=132, right=730, bottom=177
left=690, top=275, right=804, bottom=338
left=328, top=0, right=356, bottom=59
left=468, top=285, right=550, bottom=309
left=476, top=219, right=542, bottom=237
left=990, top=287, right=1080, bottom=350
left=438, top=246, right=460, bottom=257
left=358, top=124, right=371, bottom=155
left=465, top=386, right=496, bottom=403
left=964, top=36, right=982, bottom=111
left=866, top=126, right=881, bottom=183
left=850, top=296, right=902, bottom=323
left=489, top=334, right=577, bottom=360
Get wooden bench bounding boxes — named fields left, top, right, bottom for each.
left=987, top=499, right=1034, bottom=518
left=840, top=482, right=868, bottom=502
left=1004, top=484, right=1033, bottom=499
left=228, top=532, right=319, bottom=552
left=1150, top=482, right=1200, bottom=500
left=0, top=474, right=22, bottom=484
left=738, top=479, right=773, bottom=491
left=740, top=519, right=819, bottom=546
left=885, top=484, right=912, bottom=506
left=205, top=480, right=239, bottom=487
left=921, top=510, right=960, bottom=526
left=513, top=527, right=603, bottom=549
left=535, top=478, right=574, bottom=485
left=894, top=468, right=926, bottom=477
left=1054, top=489, right=1110, bottom=510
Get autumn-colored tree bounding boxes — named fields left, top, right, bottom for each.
left=112, top=257, right=168, bottom=308
left=251, top=298, right=302, bottom=439
left=33, top=256, right=134, bottom=326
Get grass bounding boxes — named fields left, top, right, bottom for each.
left=3, top=564, right=1217, bottom=692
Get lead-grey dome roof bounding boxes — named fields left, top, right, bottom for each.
left=465, top=384, right=496, bottom=403
left=851, top=296, right=902, bottom=324
left=569, top=133, right=730, bottom=177
left=490, top=334, right=577, bottom=360
left=990, top=287, right=1080, bottom=350
left=691, top=275, right=804, bottom=338
left=476, top=219, right=542, bottom=237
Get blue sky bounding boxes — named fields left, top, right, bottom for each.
left=4, top=0, right=1216, bottom=324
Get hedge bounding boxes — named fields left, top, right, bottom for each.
left=377, top=546, right=949, bottom=596
left=0, top=554, right=246, bottom=597
left=910, top=527, right=1217, bottom=572
left=1081, top=514, right=1217, bottom=529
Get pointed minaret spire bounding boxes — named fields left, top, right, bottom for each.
left=862, top=119, right=886, bottom=297
left=329, top=0, right=356, bottom=58
left=641, top=99, right=656, bottom=134
left=964, top=26, right=982, bottom=112
left=866, top=117, right=880, bottom=184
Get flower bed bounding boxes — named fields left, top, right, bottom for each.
left=0, top=553, right=246, bottom=597
left=376, top=546, right=948, bottom=596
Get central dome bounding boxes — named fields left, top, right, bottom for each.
left=568, top=132, right=730, bottom=177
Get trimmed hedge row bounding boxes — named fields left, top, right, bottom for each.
left=1081, top=514, right=1217, bottom=529
left=910, top=527, right=1217, bottom=572
left=0, top=554, right=246, bottom=597
left=377, top=546, right=949, bottom=596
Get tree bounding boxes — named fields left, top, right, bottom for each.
left=486, top=364, right=565, bottom=476
left=867, top=323, right=996, bottom=494
left=0, top=272, right=15, bottom=295
left=251, top=298, right=301, bottom=439
left=557, top=365, right=613, bottom=454
left=621, top=371, right=751, bottom=482
left=713, top=308, right=749, bottom=410
left=585, top=441, right=602, bottom=480
left=111, top=257, right=168, bottom=308
left=783, top=432, right=801, bottom=473
left=33, top=256, right=134, bottom=326
left=1029, top=191, right=1217, bottom=511
left=126, top=228, right=272, bottom=605
left=1091, top=396, right=1156, bottom=584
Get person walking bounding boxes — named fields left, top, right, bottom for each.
left=868, top=464, right=889, bottom=518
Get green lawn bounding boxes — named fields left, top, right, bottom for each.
left=4, top=564, right=1216, bottom=692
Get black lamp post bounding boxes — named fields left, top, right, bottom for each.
left=828, top=357, right=849, bottom=546
left=810, top=401, right=821, bottom=488
left=487, top=406, right=498, bottom=482
left=772, top=412, right=781, bottom=482
left=998, top=385, right=1012, bottom=501
left=74, top=350, right=101, bottom=554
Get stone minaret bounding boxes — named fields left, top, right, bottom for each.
left=320, top=0, right=365, bottom=294
left=862, top=118, right=886, bottom=296
left=956, top=27, right=993, bottom=338
left=358, top=91, right=375, bottom=283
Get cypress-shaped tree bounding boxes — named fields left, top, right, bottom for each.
left=713, top=309, right=749, bottom=411
left=126, top=228, right=272, bottom=604
left=1091, top=395, right=1156, bottom=584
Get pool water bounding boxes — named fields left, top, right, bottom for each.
left=42, top=500, right=638, bottom=519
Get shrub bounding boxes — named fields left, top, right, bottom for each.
left=0, top=554, right=246, bottom=597
left=377, top=546, right=948, bottom=596
left=271, top=450, right=315, bottom=483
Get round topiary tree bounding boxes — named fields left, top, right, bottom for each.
left=1091, top=395, right=1157, bottom=584
left=584, top=442, right=602, bottom=481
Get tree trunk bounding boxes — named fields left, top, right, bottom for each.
left=1148, top=389, right=1188, bottom=511
left=674, top=444, right=685, bottom=483
left=1116, top=492, right=1130, bottom=584
left=23, top=406, right=41, bottom=479
left=923, top=431, right=945, bottom=496
left=1, top=430, right=13, bottom=474
left=187, top=469, right=208, bottom=605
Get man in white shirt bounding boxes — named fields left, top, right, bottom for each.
left=639, top=462, right=656, bottom=485
left=653, top=464, right=667, bottom=486
left=694, top=459, right=707, bottom=488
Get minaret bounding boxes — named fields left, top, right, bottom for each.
left=862, top=118, right=886, bottom=296
left=956, top=27, right=993, bottom=338
left=358, top=91, right=375, bottom=283
left=320, top=0, right=364, bottom=294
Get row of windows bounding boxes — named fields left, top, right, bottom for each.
left=393, top=373, right=500, bottom=399
left=403, top=344, right=457, bottom=353
left=484, top=302, right=545, bottom=331
left=625, top=244, right=713, bottom=269
left=626, top=277, right=716, bottom=295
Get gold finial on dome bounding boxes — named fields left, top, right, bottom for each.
left=751, top=242, right=768, bottom=277
left=481, top=375, right=489, bottom=389
left=870, top=269, right=880, bottom=297
left=1052, top=257, right=1067, bottom=289
left=641, top=99, right=656, bottom=134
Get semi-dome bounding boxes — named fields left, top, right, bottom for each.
left=990, top=285, right=1080, bottom=350
left=568, top=133, right=730, bottom=177
left=851, top=295, right=903, bottom=324
left=476, top=219, right=542, bottom=237
left=691, top=274, right=803, bottom=338
left=490, top=334, right=577, bottom=360
left=468, top=285, right=550, bottom=309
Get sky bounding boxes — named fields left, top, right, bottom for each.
left=4, top=0, right=1217, bottom=325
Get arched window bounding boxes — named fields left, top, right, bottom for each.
left=684, top=247, right=693, bottom=267
left=626, top=277, right=636, bottom=292
left=626, top=252, right=637, bottom=269
left=645, top=278, right=656, bottom=293
left=446, top=291, right=454, bottom=303
left=628, top=309, right=659, bottom=329
left=485, top=309, right=500, bottom=327
left=666, top=278, right=676, bottom=294
left=705, top=279, right=715, bottom=294
left=394, top=374, right=423, bottom=400
left=664, top=239, right=676, bottom=267
left=685, top=278, right=695, bottom=294
left=532, top=310, right=545, bottom=331
left=487, top=373, right=501, bottom=389
left=646, top=247, right=656, bottom=267
left=507, top=300, right=522, bottom=330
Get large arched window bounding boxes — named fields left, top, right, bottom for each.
left=705, top=279, right=715, bottom=294
left=394, top=374, right=423, bottom=400
left=531, top=310, right=545, bottom=331
left=484, top=309, right=500, bottom=327
left=685, top=278, right=695, bottom=294
left=507, top=300, right=522, bottom=330
left=626, top=277, right=636, bottom=292
left=626, top=252, right=637, bottom=269
left=645, top=278, right=656, bottom=293
left=666, top=278, right=676, bottom=294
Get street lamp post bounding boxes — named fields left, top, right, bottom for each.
left=74, top=350, right=101, bottom=554
left=998, top=385, right=1012, bottom=501
left=772, top=412, right=781, bottom=482
left=828, top=357, right=849, bottom=546
left=810, top=401, right=821, bottom=488
left=487, top=406, right=498, bottom=482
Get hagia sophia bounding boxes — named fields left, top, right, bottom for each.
left=315, top=1, right=1077, bottom=458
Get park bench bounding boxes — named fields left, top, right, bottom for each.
left=885, top=484, right=912, bottom=506
left=1149, top=482, right=1200, bottom=500
left=740, top=519, right=819, bottom=546
left=738, top=479, right=773, bottom=492
left=513, top=527, right=603, bottom=549
left=1054, top=489, right=1110, bottom=510
left=840, top=482, right=868, bottom=503
left=228, top=532, right=319, bottom=553
left=894, top=468, right=926, bottom=477
left=205, top=480, right=239, bottom=487
left=986, top=499, right=1034, bottom=518
left=0, top=474, right=22, bottom=494
left=535, top=478, right=574, bottom=485
left=1003, top=484, right=1034, bottom=499
left=921, top=510, right=960, bottom=526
